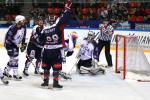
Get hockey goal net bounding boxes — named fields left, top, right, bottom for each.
left=115, top=35, right=150, bottom=81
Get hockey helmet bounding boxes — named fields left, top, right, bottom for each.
left=15, top=15, right=25, bottom=23
left=71, top=31, right=78, bottom=39
left=87, top=31, right=95, bottom=41
left=48, top=15, right=57, bottom=25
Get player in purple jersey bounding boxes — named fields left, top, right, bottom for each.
left=40, top=0, right=72, bottom=89
left=3, top=15, right=27, bottom=80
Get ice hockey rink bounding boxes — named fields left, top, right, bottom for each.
left=0, top=47, right=150, bottom=100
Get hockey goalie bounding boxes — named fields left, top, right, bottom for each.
left=76, top=31, right=105, bottom=75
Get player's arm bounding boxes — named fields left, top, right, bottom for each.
left=20, top=26, right=27, bottom=52
left=56, top=0, right=72, bottom=26
left=5, top=26, right=18, bottom=47
left=99, top=24, right=109, bottom=35
left=108, top=25, right=114, bottom=35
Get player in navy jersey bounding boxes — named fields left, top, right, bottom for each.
left=23, top=18, right=45, bottom=76
left=3, top=15, right=27, bottom=80
left=39, top=0, right=72, bottom=89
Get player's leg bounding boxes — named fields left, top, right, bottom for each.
left=79, top=59, right=93, bottom=74
left=96, top=40, right=104, bottom=61
left=4, top=47, right=22, bottom=80
left=52, top=51, right=63, bottom=88
left=3, top=47, right=18, bottom=79
left=23, top=43, right=35, bottom=76
left=104, top=41, right=113, bottom=68
left=0, top=68, right=9, bottom=84
left=41, top=63, right=50, bottom=87
left=34, top=47, right=43, bottom=74
left=41, top=49, right=50, bottom=87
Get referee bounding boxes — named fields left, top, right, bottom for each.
left=96, top=19, right=113, bottom=67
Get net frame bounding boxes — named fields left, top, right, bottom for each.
left=115, top=34, right=150, bottom=81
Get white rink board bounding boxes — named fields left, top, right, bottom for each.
left=0, top=28, right=150, bottom=50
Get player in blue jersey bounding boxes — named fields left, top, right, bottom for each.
left=3, top=15, right=27, bottom=80
left=40, top=0, right=72, bottom=89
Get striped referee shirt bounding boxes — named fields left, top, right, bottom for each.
left=98, top=24, right=114, bottom=41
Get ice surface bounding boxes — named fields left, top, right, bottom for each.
left=0, top=48, right=150, bottom=100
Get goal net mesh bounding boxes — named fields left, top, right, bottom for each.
left=116, top=35, right=150, bottom=81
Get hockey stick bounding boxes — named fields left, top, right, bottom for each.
left=60, top=57, right=79, bottom=80
left=137, top=80, right=150, bottom=82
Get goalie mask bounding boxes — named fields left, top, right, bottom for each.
left=87, top=31, right=95, bottom=42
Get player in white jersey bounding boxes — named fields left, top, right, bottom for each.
left=60, top=31, right=78, bottom=79
left=64, top=31, right=78, bottom=56
left=0, top=68, right=9, bottom=85
left=77, top=31, right=105, bottom=75
left=3, top=15, right=27, bottom=80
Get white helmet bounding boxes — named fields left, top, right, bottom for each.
left=87, top=31, right=95, bottom=41
left=15, top=15, right=25, bottom=23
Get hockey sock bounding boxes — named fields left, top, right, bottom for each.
left=4, top=66, right=11, bottom=74
left=0, top=68, right=3, bottom=78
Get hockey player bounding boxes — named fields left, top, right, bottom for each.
left=64, top=31, right=78, bottom=57
left=39, top=0, right=72, bottom=89
left=77, top=31, right=105, bottom=75
left=23, top=18, right=45, bottom=76
left=3, top=15, right=27, bottom=80
left=60, top=31, right=78, bottom=79
left=0, top=68, right=9, bottom=85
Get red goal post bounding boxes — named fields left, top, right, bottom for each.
left=115, top=34, right=150, bottom=81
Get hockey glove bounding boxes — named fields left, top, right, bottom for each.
left=65, top=0, right=72, bottom=10
left=20, top=43, right=27, bottom=52
left=66, top=51, right=74, bottom=57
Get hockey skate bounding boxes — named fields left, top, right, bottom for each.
left=34, top=68, right=43, bottom=75
left=41, top=78, right=49, bottom=88
left=53, top=79, right=63, bottom=89
left=1, top=76, right=9, bottom=85
left=60, top=72, right=72, bottom=80
left=23, top=69, right=29, bottom=76
left=13, top=75, right=22, bottom=80
left=3, top=72, right=12, bottom=78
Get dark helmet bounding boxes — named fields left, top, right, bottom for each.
left=48, top=15, right=57, bottom=25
